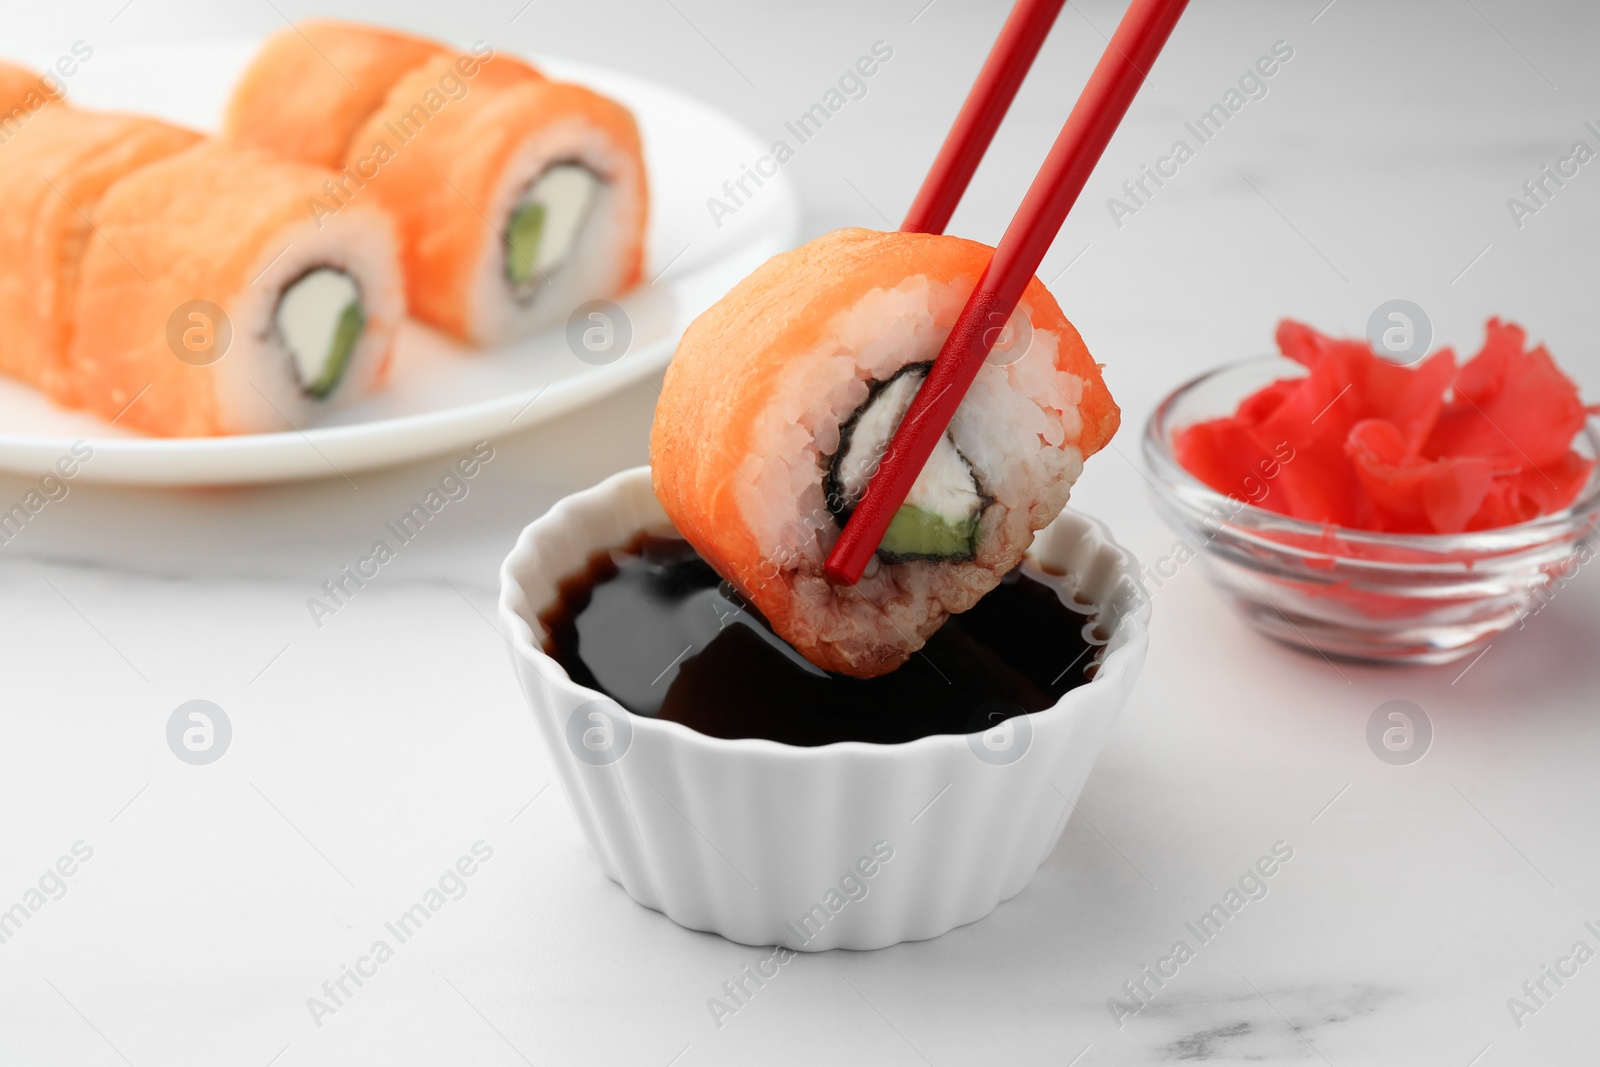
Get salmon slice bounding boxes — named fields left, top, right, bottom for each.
left=0, top=60, right=61, bottom=122
left=0, top=107, right=201, bottom=401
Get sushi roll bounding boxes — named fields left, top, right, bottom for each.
left=347, top=55, right=647, bottom=344
left=0, top=107, right=202, bottom=400
left=224, top=20, right=450, bottom=170
left=651, top=228, right=1119, bottom=678
left=225, top=22, right=544, bottom=171
left=66, top=140, right=404, bottom=437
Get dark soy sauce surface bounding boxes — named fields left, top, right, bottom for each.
left=539, top=531, right=1106, bottom=747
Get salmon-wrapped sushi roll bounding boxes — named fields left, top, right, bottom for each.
left=0, top=108, right=201, bottom=399
left=67, top=141, right=404, bottom=437
left=224, top=20, right=448, bottom=169
left=347, top=55, right=647, bottom=344
left=225, top=21, right=541, bottom=169
left=651, top=229, right=1120, bottom=678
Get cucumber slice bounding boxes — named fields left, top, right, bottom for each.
left=827, top=364, right=986, bottom=563
left=878, top=504, right=978, bottom=561
left=505, top=201, right=546, bottom=286
left=304, top=301, right=364, bottom=400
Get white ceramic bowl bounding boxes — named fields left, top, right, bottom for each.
left=498, top=467, right=1150, bottom=950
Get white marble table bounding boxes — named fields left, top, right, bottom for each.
left=5, top=1, right=1600, bottom=1064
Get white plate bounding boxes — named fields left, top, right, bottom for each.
left=0, top=42, right=799, bottom=486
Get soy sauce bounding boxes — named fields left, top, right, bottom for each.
left=539, top=531, right=1105, bottom=747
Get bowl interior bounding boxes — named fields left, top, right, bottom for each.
left=498, top=466, right=1151, bottom=754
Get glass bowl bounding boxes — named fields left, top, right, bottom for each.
left=1143, top=355, right=1600, bottom=665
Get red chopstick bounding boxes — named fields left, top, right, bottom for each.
left=901, top=0, right=1068, bottom=235
left=826, top=0, right=1189, bottom=585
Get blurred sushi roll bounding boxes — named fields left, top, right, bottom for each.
left=348, top=54, right=647, bottom=344
left=226, top=21, right=543, bottom=172
left=651, top=228, right=1120, bottom=678
left=66, top=141, right=404, bottom=436
left=0, top=107, right=202, bottom=402
left=225, top=21, right=645, bottom=347
left=224, top=21, right=454, bottom=171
